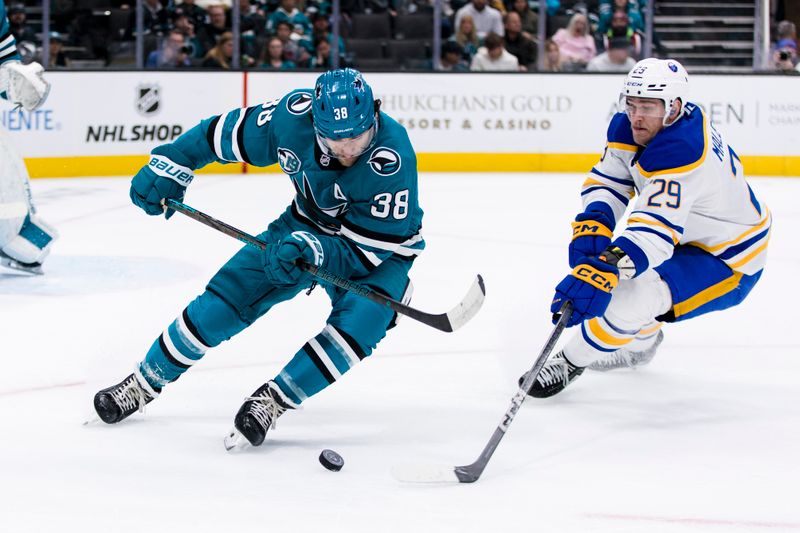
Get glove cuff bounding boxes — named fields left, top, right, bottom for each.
left=290, top=231, right=325, bottom=267
left=571, top=219, right=613, bottom=240
left=148, top=155, right=194, bottom=187
left=571, top=261, right=618, bottom=293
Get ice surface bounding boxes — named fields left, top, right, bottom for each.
left=1, top=173, right=798, bottom=532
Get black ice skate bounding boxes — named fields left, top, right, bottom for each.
left=0, top=251, right=43, bottom=275
left=519, top=350, right=585, bottom=398
left=588, top=330, right=664, bottom=372
left=93, top=370, right=161, bottom=424
left=224, top=381, right=298, bottom=451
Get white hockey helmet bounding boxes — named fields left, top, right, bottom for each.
left=619, top=58, right=690, bottom=125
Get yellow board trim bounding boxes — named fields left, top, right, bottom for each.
left=587, top=318, right=633, bottom=347
left=21, top=153, right=800, bottom=178
left=673, top=271, right=744, bottom=318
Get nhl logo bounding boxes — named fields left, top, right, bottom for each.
left=136, top=84, right=161, bottom=116
left=368, top=147, right=401, bottom=176
left=287, top=92, right=313, bottom=115
left=320, top=154, right=331, bottom=167
left=277, top=147, right=302, bottom=174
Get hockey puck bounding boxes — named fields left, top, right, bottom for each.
left=319, top=449, right=344, bottom=472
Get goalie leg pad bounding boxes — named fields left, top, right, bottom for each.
left=0, top=213, right=58, bottom=266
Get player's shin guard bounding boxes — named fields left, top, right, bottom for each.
left=273, top=324, right=367, bottom=404
left=138, top=309, right=212, bottom=388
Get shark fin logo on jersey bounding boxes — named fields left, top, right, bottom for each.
left=277, top=147, right=302, bottom=174
left=293, top=172, right=348, bottom=217
left=135, top=84, right=160, bottom=116
left=287, top=92, right=313, bottom=115
left=368, top=148, right=401, bottom=176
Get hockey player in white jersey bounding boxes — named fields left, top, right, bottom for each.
left=521, top=58, right=771, bottom=397
left=0, top=0, right=56, bottom=274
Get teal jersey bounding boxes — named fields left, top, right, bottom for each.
left=1, top=0, right=22, bottom=102
left=1, top=0, right=21, bottom=65
left=158, top=89, right=424, bottom=276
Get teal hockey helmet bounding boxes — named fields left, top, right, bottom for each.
left=312, top=68, right=376, bottom=143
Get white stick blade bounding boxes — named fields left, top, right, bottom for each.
left=445, top=275, right=486, bottom=331
left=391, top=463, right=460, bottom=483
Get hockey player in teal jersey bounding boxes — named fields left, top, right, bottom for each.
left=93, top=68, right=424, bottom=448
left=521, top=58, right=771, bottom=398
left=1, top=0, right=56, bottom=274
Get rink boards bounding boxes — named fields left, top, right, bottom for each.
left=2, top=71, right=798, bottom=178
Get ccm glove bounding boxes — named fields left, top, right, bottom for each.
left=551, top=254, right=619, bottom=327
left=130, top=155, right=194, bottom=218
left=263, top=231, right=325, bottom=286
left=568, top=210, right=614, bottom=268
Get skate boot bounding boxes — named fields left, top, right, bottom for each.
left=0, top=250, right=43, bottom=275
left=93, top=370, right=161, bottom=424
left=518, top=350, right=585, bottom=398
left=588, top=330, right=664, bottom=372
left=224, top=381, right=298, bottom=450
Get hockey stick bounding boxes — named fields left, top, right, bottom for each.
left=165, top=199, right=486, bottom=333
left=391, top=301, right=573, bottom=483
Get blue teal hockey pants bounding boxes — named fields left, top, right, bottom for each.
left=138, top=207, right=413, bottom=404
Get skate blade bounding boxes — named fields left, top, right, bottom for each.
left=223, top=428, right=249, bottom=451
left=0, top=257, right=44, bottom=275
left=83, top=413, right=102, bottom=426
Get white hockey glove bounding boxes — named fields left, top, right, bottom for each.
left=0, top=61, right=51, bottom=111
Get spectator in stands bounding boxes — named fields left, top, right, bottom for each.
left=598, top=0, right=643, bottom=34
left=438, top=40, right=469, bottom=71
left=587, top=36, right=635, bottom=71
left=172, top=12, right=205, bottom=59
left=199, top=5, right=231, bottom=54
left=503, top=11, right=536, bottom=70
left=7, top=4, right=36, bottom=45
left=143, top=0, right=171, bottom=35
left=260, top=36, right=297, bottom=69
left=273, top=20, right=311, bottom=67
left=507, top=0, right=537, bottom=40
left=45, top=31, right=69, bottom=68
left=470, top=31, right=518, bottom=70
left=202, top=31, right=235, bottom=68
left=552, top=12, right=595, bottom=70
left=601, top=10, right=642, bottom=58
left=308, top=11, right=346, bottom=59
left=146, top=29, right=192, bottom=68
left=451, top=14, right=480, bottom=64
left=171, top=0, right=207, bottom=32
left=770, top=20, right=797, bottom=69
left=455, top=0, right=504, bottom=39
left=267, top=0, right=312, bottom=35
left=239, top=0, right=267, bottom=63
left=772, top=40, right=797, bottom=72
left=541, top=38, right=563, bottom=71
left=309, top=38, right=334, bottom=69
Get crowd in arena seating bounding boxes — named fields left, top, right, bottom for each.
left=4, top=0, right=800, bottom=73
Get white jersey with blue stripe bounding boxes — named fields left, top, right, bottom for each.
left=583, top=103, right=770, bottom=277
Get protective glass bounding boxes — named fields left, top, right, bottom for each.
left=618, top=95, right=667, bottom=120
left=317, top=125, right=376, bottom=160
